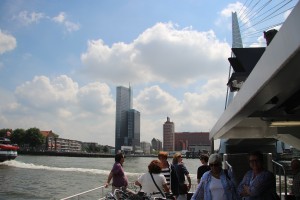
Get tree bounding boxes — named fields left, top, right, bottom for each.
left=0, top=128, right=12, bottom=138
left=103, top=145, right=109, bottom=153
left=11, top=129, right=26, bottom=145
left=25, top=128, right=45, bottom=149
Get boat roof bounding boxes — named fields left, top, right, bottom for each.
left=210, top=1, right=300, bottom=150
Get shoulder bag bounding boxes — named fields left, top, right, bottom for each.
left=150, top=173, right=166, bottom=198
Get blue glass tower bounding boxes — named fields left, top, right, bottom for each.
left=115, top=86, right=140, bottom=152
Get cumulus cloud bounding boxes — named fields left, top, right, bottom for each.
left=77, top=82, right=115, bottom=114
left=52, top=12, right=80, bottom=32
left=81, top=22, right=230, bottom=86
left=15, top=75, right=78, bottom=109
left=0, top=75, right=116, bottom=143
left=0, top=30, right=17, bottom=54
left=134, top=85, right=182, bottom=116
left=133, top=78, right=227, bottom=142
left=0, top=21, right=232, bottom=145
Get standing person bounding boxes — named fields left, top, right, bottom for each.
left=105, top=153, right=128, bottom=192
left=135, top=160, right=170, bottom=198
left=237, top=151, right=277, bottom=200
left=191, top=153, right=238, bottom=200
left=197, top=154, right=210, bottom=184
left=291, top=158, right=300, bottom=200
left=173, top=152, right=192, bottom=200
left=158, top=151, right=172, bottom=188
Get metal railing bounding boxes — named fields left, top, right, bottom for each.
left=60, top=182, right=199, bottom=200
left=272, top=160, right=287, bottom=200
left=60, top=185, right=106, bottom=200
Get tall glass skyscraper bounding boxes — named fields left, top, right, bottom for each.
left=115, top=86, right=140, bottom=152
left=127, top=109, right=140, bottom=150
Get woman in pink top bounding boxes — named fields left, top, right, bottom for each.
left=105, top=153, right=128, bottom=192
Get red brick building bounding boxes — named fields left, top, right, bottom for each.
left=163, top=117, right=175, bottom=151
left=174, top=132, right=210, bottom=152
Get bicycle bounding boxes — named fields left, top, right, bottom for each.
left=105, top=187, right=175, bottom=200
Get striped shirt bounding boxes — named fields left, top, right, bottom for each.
left=161, top=167, right=171, bottom=187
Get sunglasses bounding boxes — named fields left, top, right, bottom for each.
left=209, top=163, right=219, bottom=167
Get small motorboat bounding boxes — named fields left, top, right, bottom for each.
left=0, top=137, right=19, bottom=162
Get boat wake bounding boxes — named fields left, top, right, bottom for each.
left=0, top=160, right=142, bottom=177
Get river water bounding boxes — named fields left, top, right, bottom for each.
left=0, top=155, right=200, bottom=200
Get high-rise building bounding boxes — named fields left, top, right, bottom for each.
left=163, top=117, right=174, bottom=151
left=151, top=138, right=162, bottom=151
left=115, top=86, right=140, bottom=152
left=127, top=109, right=140, bottom=150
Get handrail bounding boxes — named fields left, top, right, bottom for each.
left=60, top=182, right=199, bottom=200
left=272, top=160, right=287, bottom=199
left=225, top=160, right=233, bottom=171
left=60, top=185, right=105, bottom=200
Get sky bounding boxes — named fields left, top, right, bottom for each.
left=0, top=0, right=296, bottom=147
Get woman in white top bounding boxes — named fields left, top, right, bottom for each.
left=135, top=160, right=170, bottom=197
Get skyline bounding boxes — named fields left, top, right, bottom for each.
left=0, top=0, right=295, bottom=146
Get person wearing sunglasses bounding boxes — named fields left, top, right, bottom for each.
left=237, top=151, right=278, bottom=200
left=191, top=153, right=238, bottom=200
left=172, top=152, right=191, bottom=200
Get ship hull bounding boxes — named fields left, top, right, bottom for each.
left=0, top=150, right=18, bottom=162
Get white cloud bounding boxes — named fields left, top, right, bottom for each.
left=53, top=12, right=66, bottom=23
left=134, top=85, right=182, bottom=116
left=15, top=75, right=78, bottom=109
left=14, top=11, right=45, bottom=25
left=220, top=2, right=243, bottom=18
left=215, top=2, right=244, bottom=30
left=0, top=30, right=17, bottom=54
left=77, top=82, right=115, bottom=114
left=52, top=12, right=80, bottom=32
left=81, top=22, right=230, bottom=86
left=133, top=77, right=227, bottom=143
left=1, top=75, right=116, bottom=144
left=0, top=22, right=232, bottom=146
left=249, top=35, right=265, bottom=47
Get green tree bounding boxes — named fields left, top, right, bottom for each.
left=103, top=145, right=109, bottom=153
left=11, top=128, right=26, bottom=145
left=25, top=128, right=45, bottom=149
left=0, top=128, right=12, bottom=137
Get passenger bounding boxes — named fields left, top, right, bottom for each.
left=135, top=160, right=170, bottom=198
left=158, top=151, right=172, bottom=188
left=172, top=152, right=192, bottom=200
left=291, top=158, right=300, bottom=200
left=197, top=154, right=210, bottom=184
left=104, top=153, right=128, bottom=192
left=237, top=151, right=277, bottom=199
left=191, top=153, right=238, bottom=200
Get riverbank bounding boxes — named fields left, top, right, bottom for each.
left=18, top=151, right=157, bottom=158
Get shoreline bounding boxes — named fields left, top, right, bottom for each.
left=18, top=151, right=157, bottom=158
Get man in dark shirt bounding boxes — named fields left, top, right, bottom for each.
left=197, top=154, right=210, bottom=184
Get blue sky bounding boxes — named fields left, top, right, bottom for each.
left=0, top=0, right=296, bottom=146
